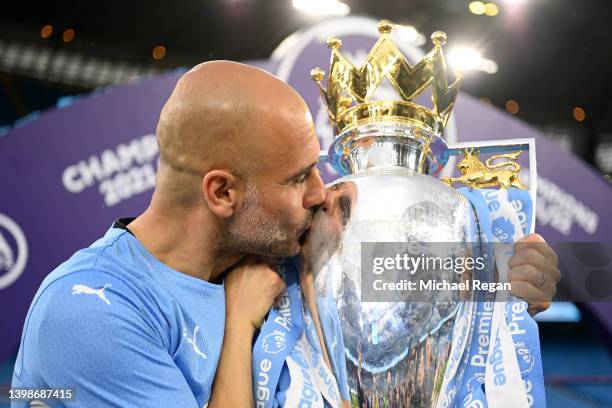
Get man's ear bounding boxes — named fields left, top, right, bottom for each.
left=202, top=170, right=242, bottom=218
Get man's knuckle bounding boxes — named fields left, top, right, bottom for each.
left=524, top=248, right=541, bottom=263
left=266, top=274, right=279, bottom=286
left=553, top=267, right=562, bottom=283
left=551, top=251, right=559, bottom=266
left=543, top=244, right=559, bottom=265
left=542, top=281, right=557, bottom=299
left=516, top=264, right=536, bottom=278
left=509, top=267, right=525, bottom=281
left=511, top=280, right=527, bottom=293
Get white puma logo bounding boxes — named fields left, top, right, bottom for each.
left=183, top=325, right=207, bottom=360
left=72, top=284, right=112, bottom=305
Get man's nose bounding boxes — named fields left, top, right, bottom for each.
left=303, top=167, right=326, bottom=209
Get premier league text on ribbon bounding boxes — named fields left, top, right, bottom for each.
left=360, top=242, right=512, bottom=302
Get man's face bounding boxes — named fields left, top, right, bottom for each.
left=225, top=112, right=326, bottom=258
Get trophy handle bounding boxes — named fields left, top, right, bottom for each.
left=444, top=138, right=537, bottom=234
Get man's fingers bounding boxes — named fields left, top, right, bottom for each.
left=508, top=247, right=561, bottom=284
left=510, top=280, right=550, bottom=304
left=508, top=263, right=557, bottom=301
left=527, top=302, right=551, bottom=317
left=508, top=264, right=545, bottom=287
left=514, top=233, right=558, bottom=267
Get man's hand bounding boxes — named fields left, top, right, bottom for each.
left=209, top=256, right=286, bottom=408
left=508, top=233, right=561, bottom=316
left=224, top=255, right=287, bottom=330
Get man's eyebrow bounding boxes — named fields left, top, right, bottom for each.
left=286, top=161, right=319, bottom=181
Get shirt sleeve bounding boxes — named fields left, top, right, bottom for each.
left=13, top=270, right=201, bottom=408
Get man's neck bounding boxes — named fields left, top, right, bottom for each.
left=127, top=206, right=243, bottom=283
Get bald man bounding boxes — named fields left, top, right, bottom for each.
left=11, top=61, right=560, bottom=408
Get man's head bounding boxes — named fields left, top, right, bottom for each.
left=154, top=60, right=325, bottom=258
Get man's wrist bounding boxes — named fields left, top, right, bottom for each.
left=225, top=317, right=257, bottom=335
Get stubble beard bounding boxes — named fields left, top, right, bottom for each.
left=223, top=183, right=311, bottom=258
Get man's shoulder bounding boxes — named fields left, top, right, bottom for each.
left=29, top=267, right=141, bottom=324
left=26, top=229, right=150, bottom=324
left=39, top=227, right=145, bottom=298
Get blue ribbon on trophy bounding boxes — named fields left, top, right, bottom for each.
left=282, top=304, right=344, bottom=408
left=253, top=258, right=344, bottom=408
left=252, top=257, right=304, bottom=408
left=437, top=140, right=546, bottom=408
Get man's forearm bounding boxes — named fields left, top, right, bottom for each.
left=208, top=322, right=255, bottom=407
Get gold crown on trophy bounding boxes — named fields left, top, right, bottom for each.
left=311, top=20, right=462, bottom=136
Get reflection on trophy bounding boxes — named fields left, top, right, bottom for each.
left=300, top=20, right=498, bottom=407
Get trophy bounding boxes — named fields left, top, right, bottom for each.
left=300, top=20, right=537, bottom=407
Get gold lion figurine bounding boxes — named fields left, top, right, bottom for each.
left=442, top=148, right=527, bottom=189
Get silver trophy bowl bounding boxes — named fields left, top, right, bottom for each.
left=300, top=122, right=486, bottom=407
